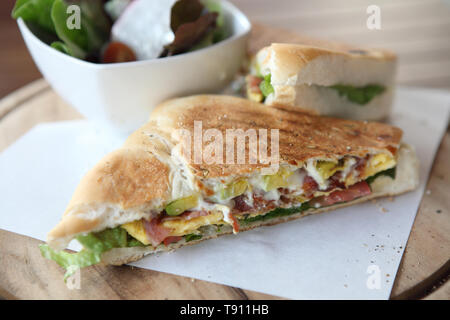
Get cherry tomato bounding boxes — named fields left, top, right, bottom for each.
left=102, top=42, right=136, bottom=63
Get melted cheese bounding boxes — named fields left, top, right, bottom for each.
left=344, top=172, right=359, bottom=187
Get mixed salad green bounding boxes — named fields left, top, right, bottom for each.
left=254, top=72, right=385, bottom=105
left=329, top=84, right=386, bottom=105
left=12, top=0, right=228, bottom=63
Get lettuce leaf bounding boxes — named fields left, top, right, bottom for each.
left=171, top=0, right=204, bottom=33
left=39, top=245, right=102, bottom=281
left=240, top=202, right=312, bottom=225
left=202, top=0, right=228, bottom=42
left=12, top=0, right=57, bottom=34
left=162, top=0, right=226, bottom=57
left=185, top=233, right=202, bottom=242
left=39, top=227, right=143, bottom=280
left=13, top=0, right=111, bottom=61
left=259, top=74, right=274, bottom=98
left=366, top=167, right=396, bottom=185
left=329, top=84, right=386, bottom=105
left=51, top=0, right=111, bottom=60
left=50, top=41, right=72, bottom=55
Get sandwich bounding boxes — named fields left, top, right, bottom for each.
left=246, top=43, right=397, bottom=121
left=40, top=95, right=418, bottom=279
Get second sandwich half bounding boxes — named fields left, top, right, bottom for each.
left=40, top=95, right=419, bottom=278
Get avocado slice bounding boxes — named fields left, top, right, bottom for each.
left=220, top=180, right=249, bottom=200
left=165, top=195, right=199, bottom=216
left=262, top=168, right=293, bottom=192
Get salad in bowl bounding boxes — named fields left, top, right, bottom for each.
left=13, top=0, right=250, bottom=135
left=13, top=0, right=230, bottom=63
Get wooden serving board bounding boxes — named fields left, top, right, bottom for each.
left=0, top=24, right=449, bottom=300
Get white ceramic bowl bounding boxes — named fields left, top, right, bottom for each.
left=18, top=0, right=251, bottom=136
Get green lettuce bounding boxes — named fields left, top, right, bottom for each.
left=366, top=167, right=396, bottom=185
left=329, top=84, right=385, bottom=105
left=39, top=227, right=143, bottom=280
left=51, top=0, right=110, bottom=59
left=202, top=0, right=228, bottom=43
left=240, top=202, right=312, bottom=225
left=50, top=41, right=72, bottom=55
left=184, top=233, right=203, bottom=242
left=12, top=0, right=57, bottom=34
left=12, top=0, right=111, bottom=60
left=259, top=74, right=274, bottom=98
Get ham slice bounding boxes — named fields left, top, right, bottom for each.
left=311, top=181, right=372, bottom=207
left=143, top=218, right=172, bottom=247
left=303, top=175, right=319, bottom=197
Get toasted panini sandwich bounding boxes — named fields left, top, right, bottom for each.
left=40, top=95, right=418, bottom=279
left=246, top=43, right=397, bottom=121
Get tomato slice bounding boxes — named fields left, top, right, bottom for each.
left=102, top=42, right=136, bottom=63
left=163, top=236, right=183, bottom=246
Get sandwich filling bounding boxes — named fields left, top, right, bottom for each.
left=246, top=74, right=386, bottom=106
left=40, top=150, right=398, bottom=279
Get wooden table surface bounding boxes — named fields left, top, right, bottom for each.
left=0, top=0, right=449, bottom=300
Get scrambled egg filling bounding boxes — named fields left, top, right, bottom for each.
left=122, top=153, right=396, bottom=245
left=162, top=211, right=224, bottom=237
left=363, top=153, right=396, bottom=179
left=122, top=220, right=150, bottom=245
left=122, top=212, right=226, bottom=245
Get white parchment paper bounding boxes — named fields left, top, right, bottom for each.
left=0, top=87, right=448, bottom=299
